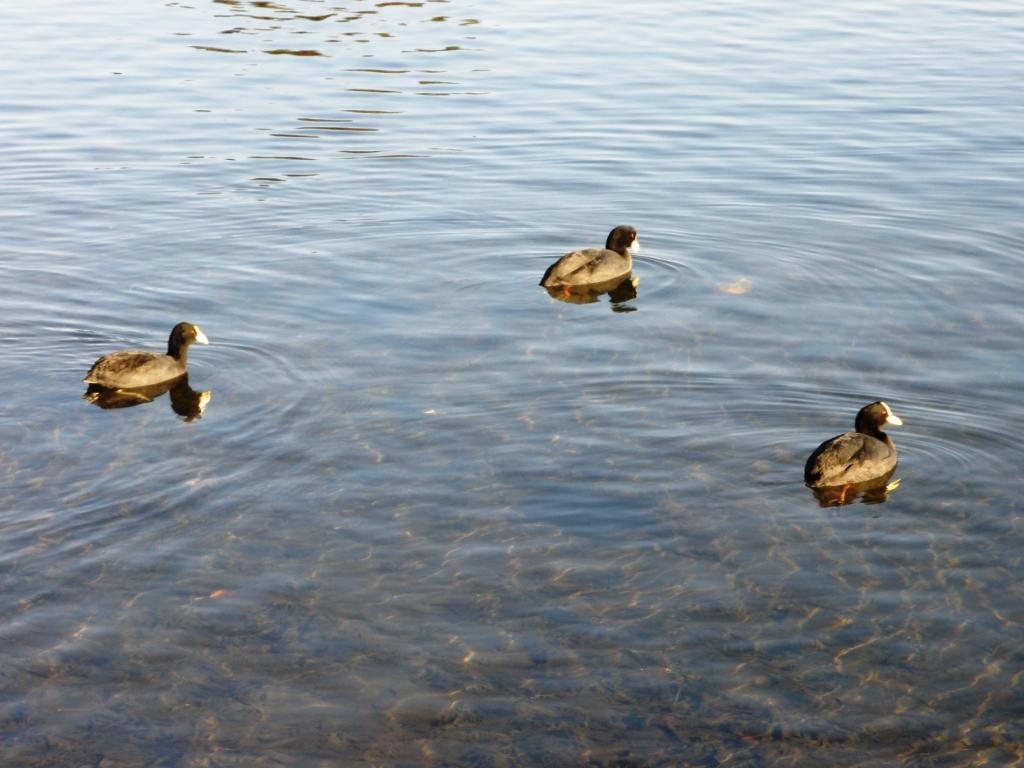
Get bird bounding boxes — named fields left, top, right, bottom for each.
left=540, top=225, right=639, bottom=289
left=83, top=322, right=209, bottom=389
left=804, top=401, right=903, bottom=488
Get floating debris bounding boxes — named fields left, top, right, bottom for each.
left=718, top=277, right=753, bottom=295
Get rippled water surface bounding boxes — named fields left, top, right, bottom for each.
left=2, top=0, right=1023, bottom=765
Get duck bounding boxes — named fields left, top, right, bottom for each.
left=83, top=322, right=209, bottom=389
left=540, top=225, right=639, bottom=289
left=804, top=401, right=903, bottom=488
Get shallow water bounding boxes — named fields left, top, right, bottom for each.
left=2, top=0, right=1023, bottom=765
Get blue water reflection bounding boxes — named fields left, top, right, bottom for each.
left=1, top=0, right=1022, bottom=764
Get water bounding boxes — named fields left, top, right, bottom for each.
left=2, top=0, right=1023, bottom=764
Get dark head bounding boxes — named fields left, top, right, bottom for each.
left=167, top=322, right=210, bottom=359
left=854, top=401, right=903, bottom=437
left=605, top=225, right=639, bottom=256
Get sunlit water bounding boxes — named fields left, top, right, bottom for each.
left=2, top=0, right=1023, bottom=764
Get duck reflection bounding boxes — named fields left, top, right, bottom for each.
left=808, top=470, right=900, bottom=508
left=83, top=374, right=211, bottom=421
left=543, top=274, right=639, bottom=312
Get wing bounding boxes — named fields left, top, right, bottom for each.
left=804, top=432, right=893, bottom=486
left=83, top=351, right=165, bottom=386
left=540, top=248, right=623, bottom=287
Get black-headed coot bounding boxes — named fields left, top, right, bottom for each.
left=804, top=401, right=903, bottom=488
left=83, top=322, right=209, bottom=389
left=540, top=225, right=639, bottom=289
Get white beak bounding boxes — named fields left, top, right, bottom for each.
left=194, top=327, right=210, bottom=345
left=881, top=401, right=902, bottom=426
left=629, top=238, right=640, bottom=255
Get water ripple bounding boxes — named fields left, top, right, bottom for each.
left=202, top=338, right=308, bottom=448
left=3, top=0, right=1024, bottom=763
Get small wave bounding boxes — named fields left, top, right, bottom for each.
left=632, top=251, right=703, bottom=297
left=199, top=338, right=307, bottom=448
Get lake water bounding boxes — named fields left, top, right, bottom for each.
left=2, top=0, right=1023, bottom=764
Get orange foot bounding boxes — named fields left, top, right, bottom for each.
left=561, top=285, right=572, bottom=297
left=838, top=484, right=852, bottom=505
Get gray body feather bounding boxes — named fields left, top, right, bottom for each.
left=540, top=247, right=631, bottom=287
left=804, top=432, right=896, bottom=487
left=83, top=351, right=187, bottom=389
